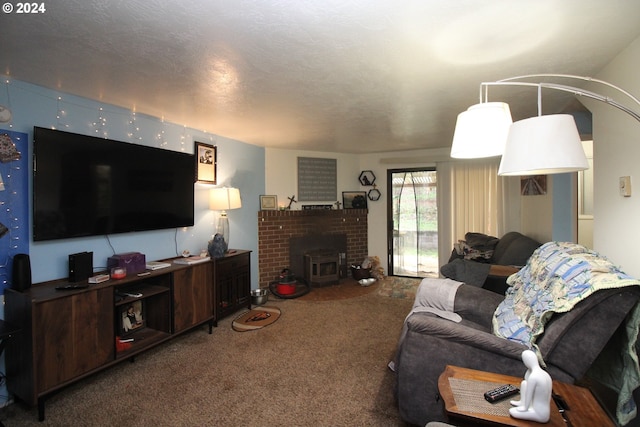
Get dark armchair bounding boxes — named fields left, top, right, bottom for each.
left=440, top=231, right=542, bottom=294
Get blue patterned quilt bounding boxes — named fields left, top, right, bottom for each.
left=492, top=241, right=640, bottom=425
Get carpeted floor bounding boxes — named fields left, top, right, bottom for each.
left=295, top=276, right=423, bottom=302
left=377, top=276, right=424, bottom=300
left=0, top=282, right=416, bottom=426
left=296, top=278, right=379, bottom=301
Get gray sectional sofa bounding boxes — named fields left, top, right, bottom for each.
left=393, top=242, right=640, bottom=426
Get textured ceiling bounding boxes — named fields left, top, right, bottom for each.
left=1, top=0, right=640, bottom=153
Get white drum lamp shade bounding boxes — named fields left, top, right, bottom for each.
left=451, top=102, right=513, bottom=159
left=498, top=114, right=589, bottom=176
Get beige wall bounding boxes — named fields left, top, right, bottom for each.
left=520, top=178, right=554, bottom=243
left=586, top=35, right=640, bottom=277
left=265, top=148, right=359, bottom=209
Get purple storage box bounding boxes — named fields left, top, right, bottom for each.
left=107, top=252, right=146, bottom=275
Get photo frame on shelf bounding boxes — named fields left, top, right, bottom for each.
left=195, top=141, right=217, bottom=184
left=342, top=191, right=368, bottom=209
left=260, top=195, right=278, bottom=210
left=119, top=300, right=145, bottom=336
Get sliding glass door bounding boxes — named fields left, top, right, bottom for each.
left=388, top=169, right=438, bottom=278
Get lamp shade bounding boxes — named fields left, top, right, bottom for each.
left=498, top=114, right=589, bottom=176
left=209, top=187, right=242, bottom=211
left=451, top=102, right=512, bottom=158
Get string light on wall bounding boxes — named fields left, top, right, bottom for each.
left=0, top=132, right=26, bottom=288
left=0, top=169, right=21, bottom=251
left=92, top=107, right=108, bottom=138
left=128, top=111, right=142, bottom=141
left=180, top=125, right=188, bottom=151
left=156, top=117, right=168, bottom=147
left=54, top=96, right=69, bottom=129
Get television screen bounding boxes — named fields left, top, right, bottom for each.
left=33, top=127, right=195, bottom=241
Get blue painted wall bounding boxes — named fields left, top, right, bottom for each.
left=0, top=78, right=264, bottom=287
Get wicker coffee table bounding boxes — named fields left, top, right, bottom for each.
left=438, top=365, right=614, bottom=427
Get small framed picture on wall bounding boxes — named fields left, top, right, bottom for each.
left=520, top=175, right=547, bottom=196
left=195, top=141, right=217, bottom=184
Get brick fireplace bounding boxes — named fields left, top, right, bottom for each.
left=257, top=209, right=368, bottom=289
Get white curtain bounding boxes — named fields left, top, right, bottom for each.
left=436, top=158, right=514, bottom=269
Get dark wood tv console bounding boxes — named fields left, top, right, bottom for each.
left=4, top=250, right=251, bottom=421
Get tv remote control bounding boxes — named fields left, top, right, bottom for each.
left=55, top=284, right=89, bottom=290
left=484, top=384, right=519, bottom=403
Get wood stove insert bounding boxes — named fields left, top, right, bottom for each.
left=304, top=250, right=340, bottom=287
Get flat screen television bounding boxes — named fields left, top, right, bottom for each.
left=33, top=126, right=195, bottom=241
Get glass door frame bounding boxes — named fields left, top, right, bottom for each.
left=387, top=167, right=437, bottom=278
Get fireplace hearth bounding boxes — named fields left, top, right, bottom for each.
left=257, top=209, right=368, bottom=289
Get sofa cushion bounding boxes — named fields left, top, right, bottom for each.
left=491, top=231, right=541, bottom=266
left=454, top=283, right=503, bottom=328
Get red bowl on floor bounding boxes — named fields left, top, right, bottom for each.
left=277, top=282, right=296, bottom=295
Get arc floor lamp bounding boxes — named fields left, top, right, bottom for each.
left=451, top=74, right=640, bottom=176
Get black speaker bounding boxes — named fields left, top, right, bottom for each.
left=69, top=251, right=93, bottom=282
left=12, top=253, right=32, bottom=292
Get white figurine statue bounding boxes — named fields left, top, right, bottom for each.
left=509, top=349, right=552, bottom=423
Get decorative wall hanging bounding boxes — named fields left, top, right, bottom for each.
left=195, top=141, right=217, bottom=184
left=286, top=195, right=297, bottom=209
left=0, top=133, right=20, bottom=162
left=297, top=157, right=337, bottom=201
left=520, top=175, right=547, bottom=196
left=368, top=188, right=381, bottom=201
left=359, top=170, right=376, bottom=186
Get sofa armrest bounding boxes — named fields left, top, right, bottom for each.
left=405, top=312, right=526, bottom=360
left=395, top=312, right=530, bottom=426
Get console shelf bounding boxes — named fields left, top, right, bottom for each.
left=115, top=329, right=172, bottom=360
left=114, top=282, right=172, bottom=358
left=114, top=283, right=170, bottom=307
left=4, top=257, right=227, bottom=421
